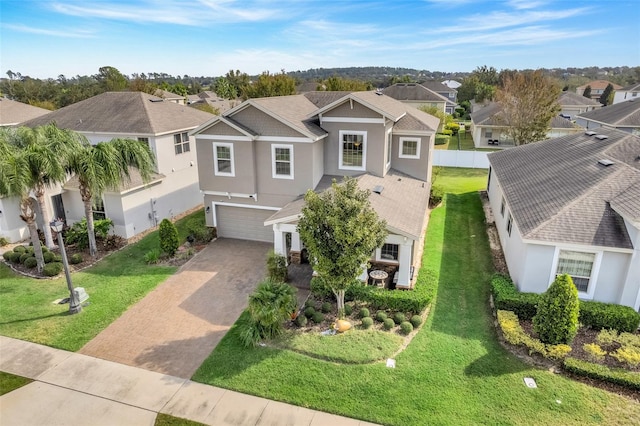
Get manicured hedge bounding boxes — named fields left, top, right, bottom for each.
left=563, top=357, right=640, bottom=391
left=491, top=274, right=640, bottom=333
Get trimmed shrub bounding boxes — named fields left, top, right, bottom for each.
left=311, top=312, right=325, bottom=324
left=359, top=308, right=370, bottom=318
left=445, top=122, right=460, bottom=135
left=434, top=135, right=449, bottom=145
left=304, top=306, right=316, bottom=318
left=579, top=300, right=640, bottom=333
left=19, top=253, right=32, bottom=264
left=266, top=250, right=288, bottom=282
left=383, top=318, right=395, bottom=330
left=186, top=216, right=215, bottom=243
left=65, top=218, right=113, bottom=249
left=3, top=251, right=13, bottom=261
left=375, top=311, right=388, bottom=323
left=69, top=253, right=84, bottom=265
left=429, top=185, right=444, bottom=208
left=159, top=219, right=179, bottom=257
left=321, top=302, right=332, bottom=313
left=343, top=304, right=353, bottom=316
left=0, top=237, right=8, bottom=247
left=618, top=332, right=640, bottom=349
left=491, top=274, right=539, bottom=320
left=410, top=315, right=422, bottom=328
left=53, top=255, right=62, bottom=262
left=546, top=344, right=573, bottom=360
left=24, top=257, right=38, bottom=269
left=583, top=343, right=607, bottom=363
left=9, top=252, right=22, bottom=264
left=441, top=129, right=453, bottom=136
left=596, top=329, right=618, bottom=348
left=43, top=251, right=55, bottom=263
left=497, top=310, right=572, bottom=359
left=399, top=321, right=413, bottom=335
left=393, top=312, right=406, bottom=325
left=295, top=314, right=308, bottom=327
left=13, top=245, right=26, bottom=253
left=533, top=274, right=580, bottom=345
left=361, top=317, right=374, bottom=329
left=304, top=299, right=316, bottom=309
left=43, top=262, right=63, bottom=277
left=143, top=249, right=161, bottom=264
left=611, top=347, right=640, bottom=368
left=563, top=357, right=640, bottom=391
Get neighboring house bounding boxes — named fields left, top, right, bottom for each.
left=441, top=79, right=462, bottom=90
left=576, top=99, right=640, bottom=135
left=187, top=91, right=236, bottom=114
left=576, top=80, right=622, bottom=100
left=383, top=83, right=454, bottom=114
left=469, top=102, right=580, bottom=148
left=487, top=128, right=640, bottom=310
left=0, top=98, right=53, bottom=242
left=420, top=80, right=458, bottom=112
left=153, top=89, right=186, bottom=104
left=558, top=91, right=601, bottom=119
left=20, top=92, right=213, bottom=239
left=613, top=83, right=640, bottom=105
left=192, top=91, right=439, bottom=288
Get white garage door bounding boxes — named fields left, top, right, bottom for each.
left=216, top=205, right=275, bottom=242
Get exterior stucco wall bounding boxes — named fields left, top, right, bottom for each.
left=233, top=106, right=305, bottom=137
left=390, top=133, right=433, bottom=181
left=196, top=139, right=256, bottom=195
left=592, top=251, right=630, bottom=304
left=321, top=121, right=388, bottom=177
left=0, top=196, right=28, bottom=242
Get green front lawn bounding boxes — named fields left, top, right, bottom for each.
left=0, top=371, right=32, bottom=396
left=0, top=210, right=204, bottom=351
left=192, top=168, right=640, bottom=425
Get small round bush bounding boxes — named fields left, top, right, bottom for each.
left=295, top=314, right=308, bottom=327
left=359, top=308, right=370, bottom=318
left=41, top=246, right=49, bottom=253
left=69, top=253, right=84, bottom=264
left=304, top=306, right=316, bottom=318
left=311, top=312, right=325, bottom=324
left=361, top=317, right=374, bottom=329
left=410, top=315, right=422, bottom=328
left=321, top=302, right=332, bottom=313
left=54, top=255, right=63, bottom=262
left=400, top=321, right=414, bottom=335
left=43, top=262, right=63, bottom=277
left=19, top=253, right=32, bottom=264
left=24, top=257, right=38, bottom=269
left=304, top=299, right=316, bottom=309
left=393, top=312, right=406, bottom=325
left=9, top=252, right=22, bottom=263
left=343, top=304, right=353, bottom=316
left=375, top=311, right=388, bottom=322
left=43, top=251, right=55, bottom=263
left=13, top=245, right=26, bottom=253
left=3, top=251, right=13, bottom=261
left=383, top=318, right=395, bottom=330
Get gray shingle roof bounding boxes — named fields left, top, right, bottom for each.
left=303, top=91, right=352, bottom=108
left=21, top=92, right=214, bottom=135
left=577, top=99, right=640, bottom=127
left=558, top=92, right=602, bottom=107
left=620, top=83, right=640, bottom=92
left=64, top=168, right=165, bottom=194
left=383, top=83, right=450, bottom=103
left=419, top=80, right=456, bottom=94
left=249, top=95, right=327, bottom=138
left=488, top=128, right=638, bottom=249
left=0, top=98, right=50, bottom=126
left=396, top=108, right=440, bottom=132
left=470, top=102, right=504, bottom=125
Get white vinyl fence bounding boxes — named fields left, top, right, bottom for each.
left=433, top=150, right=490, bottom=169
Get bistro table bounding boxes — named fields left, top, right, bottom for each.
left=369, top=270, right=388, bottom=288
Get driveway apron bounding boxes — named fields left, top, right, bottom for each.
left=79, top=238, right=271, bottom=379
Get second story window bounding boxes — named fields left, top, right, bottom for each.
left=339, top=130, right=366, bottom=171
left=213, top=142, right=234, bottom=176
left=272, top=144, right=294, bottom=179
left=399, top=137, right=421, bottom=159
left=174, top=132, right=190, bottom=155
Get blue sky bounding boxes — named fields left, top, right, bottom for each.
left=1, top=0, right=639, bottom=79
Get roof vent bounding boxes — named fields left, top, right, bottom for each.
left=375, top=89, right=383, bottom=96
left=149, top=99, right=164, bottom=103
left=598, top=159, right=614, bottom=166
left=373, top=185, right=384, bottom=194
left=584, top=131, right=597, bottom=136
left=594, top=134, right=608, bottom=140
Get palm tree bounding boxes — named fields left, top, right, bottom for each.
left=67, top=138, right=155, bottom=257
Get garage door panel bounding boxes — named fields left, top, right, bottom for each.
left=216, top=205, right=274, bottom=242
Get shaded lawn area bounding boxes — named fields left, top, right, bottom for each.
left=0, top=210, right=205, bottom=352
left=192, top=168, right=640, bottom=425
left=0, top=371, right=32, bottom=396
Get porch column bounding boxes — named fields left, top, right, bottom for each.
left=273, top=225, right=286, bottom=257
left=289, top=231, right=302, bottom=264
left=396, top=239, right=414, bottom=288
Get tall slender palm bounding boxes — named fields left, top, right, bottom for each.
left=67, top=138, right=155, bottom=257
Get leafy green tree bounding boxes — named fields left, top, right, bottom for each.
left=159, top=219, right=179, bottom=257
left=241, top=71, right=297, bottom=99
left=212, top=77, right=238, bottom=99
left=317, top=76, right=371, bottom=91
left=582, top=85, right=592, bottom=99
left=599, top=83, right=614, bottom=106
left=297, top=178, right=387, bottom=317
left=495, top=70, right=561, bottom=145
left=418, top=106, right=453, bottom=132
left=96, top=66, right=128, bottom=91
left=67, top=137, right=155, bottom=256
left=533, top=274, right=580, bottom=344
left=224, top=70, right=250, bottom=98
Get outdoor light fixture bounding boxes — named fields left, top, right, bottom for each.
left=50, top=220, right=81, bottom=314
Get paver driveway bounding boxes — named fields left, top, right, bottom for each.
left=80, top=238, right=271, bottom=378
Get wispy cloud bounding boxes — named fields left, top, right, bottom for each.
left=507, top=0, right=549, bottom=10
left=2, top=23, right=96, bottom=38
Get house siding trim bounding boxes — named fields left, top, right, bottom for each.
left=196, top=134, right=252, bottom=141
left=320, top=117, right=386, bottom=124
left=520, top=237, right=634, bottom=254
left=398, top=137, right=421, bottom=159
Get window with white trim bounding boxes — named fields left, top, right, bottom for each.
left=399, top=137, right=421, bottom=159
left=506, top=211, right=513, bottom=236
left=271, top=144, right=293, bottom=179
left=92, top=198, right=106, bottom=221
left=339, top=131, right=366, bottom=170
left=213, top=142, right=234, bottom=176
left=380, top=243, right=399, bottom=261
left=500, top=196, right=506, bottom=217
left=556, top=250, right=596, bottom=292
left=174, top=132, right=190, bottom=155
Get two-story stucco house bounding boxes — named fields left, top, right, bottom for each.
left=487, top=128, right=640, bottom=310
left=192, top=91, right=439, bottom=288
left=21, top=91, right=213, bottom=239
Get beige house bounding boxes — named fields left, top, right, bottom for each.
left=383, top=83, right=453, bottom=114
left=576, top=80, right=622, bottom=101
left=558, top=92, right=601, bottom=119
left=20, top=92, right=213, bottom=239
left=192, top=91, right=439, bottom=288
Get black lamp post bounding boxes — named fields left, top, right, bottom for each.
left=50, top=220, right=81, bottom=314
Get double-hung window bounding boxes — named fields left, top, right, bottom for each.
left=399, top=137, right=421, bottom=159
left=213, top=142, right=234, bottom=176
left=272, top=144, right=293, bottom=179
left=92, top=198, right=106, bottom=221
left=380, top=243, right=399, bottom=261
left=556, top=250, right=596, bottom=293
left=174, top=132, right=190, bottom=155
left=339, top=131, right=366, bottom=170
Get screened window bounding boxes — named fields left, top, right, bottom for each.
left=399, top=137, right=420, bottom=159
left=272, top=144, right=293, bottom=179
left=213, top=143, right=234, bottom=176
left=380, top=243, right=399, bottom=261
left=174, top=132, right=190, bottom=155
left=556, top=250, right=595, bottom=292
left=92, top=198, right=106, bottom=221
left=339, top=131, right=366, bottom=170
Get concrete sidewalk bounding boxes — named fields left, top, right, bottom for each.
left=0, top=336, right=379, bottom=426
